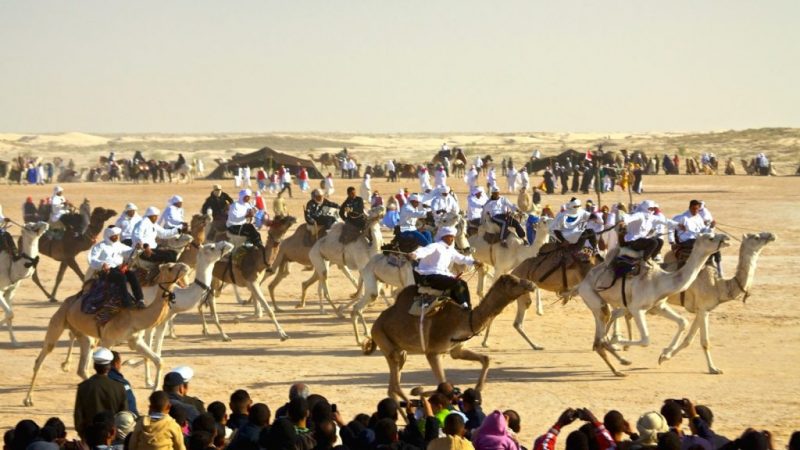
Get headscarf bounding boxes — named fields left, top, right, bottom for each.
left=168, top=195, right=183, bottom=205
left=435, top=226, right=457, bottom=241
left=238, top=189, right=253, bottom=203
left=103, top=226, right=122, bottom=243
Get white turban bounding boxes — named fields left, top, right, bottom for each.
left=435, top=226, right=457, bottom=241
left=124, top=203, right=138, bottom=211
left=144, top=206, right=160, bottom=217
left=169, top=195, right=183, bottom=205
left=104, top=226, right=122, bottom=242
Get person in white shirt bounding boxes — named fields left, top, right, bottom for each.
left=158, top=195, right=185, bottom=230
left=441, top=142, right=450, bottom=152
left=698, top=200, right=722, bottom=275
left=620, top=199, right=678, bottom=261
left=482, top=187, right=525, bottom=244
left=279, top=167, right=293, bottom=198
left=430, top=186, right=460, bottom=218
left=506, top=166, right=518, bottom=193
left=398, top=194, right=432, bottom=246
left=418, top=167, right=432, bottom=191
left=386, top=160, right=396, bottom=182
left=87, top=226, right=143, bottom=308
left=360, top=174, right=372, bottom=201
left=466, top=187, right=488, bottom=228
left=550, top=197, right=597, bottom=251
left=433, top=165, right=447, bottom=188
left=517, top=168, right=529, bottom=190
left=410, top=226, right=480, bottom=309
left=241, top=166, right=251, bottom=187
left=227, top=189, right=262, bottom=247
left=464, top=165, right=478, bottom=192
left=132, top=206, right=181, bottom=263
left=474, top=156, right=484, bottom=174
left=323, top=173, right=335, bottom=197
left=486, top=167, right=498, bottom=192
left=673, top=199, right=721, bottom=274
left=49, top=186, right=71, bottom=229
left=115, top=203, right=141, bottom=246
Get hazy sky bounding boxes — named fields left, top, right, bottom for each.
left=1, top=1, right=798, bottom=133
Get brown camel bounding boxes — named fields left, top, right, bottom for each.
left=309, top=153, right=337, bottom=171
left=177, top=213, right=213, bottom=268
left=207, top=216, right=297, bottom=340
left=23, top=262, right=189, bottom=406
left=32, top=202, right=117, bottom=302
left=363, top=274, right=536, bottom=400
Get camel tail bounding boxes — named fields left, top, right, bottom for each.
left=361, top=337, right=377, bottom=355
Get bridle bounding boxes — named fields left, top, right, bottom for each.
left=156, top=271, right=184, bottom=306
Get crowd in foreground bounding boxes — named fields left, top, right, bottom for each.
left=5, top=350, right=798, bottom=450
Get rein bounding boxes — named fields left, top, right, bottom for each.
left=156, top=272, right=183, bottom=306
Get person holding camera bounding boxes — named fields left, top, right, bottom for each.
left=533, top=408, right=615, bottom=450
left=660, top=399, right=712, bottom=450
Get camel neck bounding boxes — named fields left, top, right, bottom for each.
left=654, top=243, right=719, bottom=298
left=470, top=285, right=518, bottom=332
left=722, top=246, right=762, bottom=303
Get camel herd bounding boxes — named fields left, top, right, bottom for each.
left=0, top=190, right=777, bottom=402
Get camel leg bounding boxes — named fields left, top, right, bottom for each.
left=450, top=345, right=491, bottom=391
left=666, top=313, right=702, bottom=362
left=296, top=271, right=319, bottom=309
left=128, top=335, right=162, bottom=392
left=23, top=333, right=61, bottom=406
left=386, top=350, right=408, bottom=401
left=535, top=287, right=544, bottom=316
left=46, top=262, right=70, bottom=302
left=655, top=303, right=689, bottom=364
left=248, top=282, right=288, bottom=341
left=0, top=291, right=19, bottom=347
left=61, top=332, right=77, bottom=372
left=351, top=292, right=376, bottom=346
left=205, top=292, right=231, bottom=342
left=425, top=353, right=447, bottom=384
left=481, top=318, right=494, bottom=348
left=698, top=310, right=723, bottom=374
left=66, top=257, right=85, bottom=282
left=616, top=308, right=651, bottom=348
left=581, top=286, right=627, bottom=376
left=511, top=292, right=544, bottom=350
left=266, top=261, right=289, bottom=312
left=76, top=335, right=93, bottom=380
left=31, top=269, right=55, bottom=302
left=167, top=318, right=177, bottom=339
left=476, top=265, right=487, bottom=298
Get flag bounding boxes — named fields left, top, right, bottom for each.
left=585, top=149, right=593, bottom=161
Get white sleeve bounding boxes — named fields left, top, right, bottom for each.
left=88, top=244, right=105, bottom=270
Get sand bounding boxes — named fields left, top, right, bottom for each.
left=1, top=159, right=799, bottom=447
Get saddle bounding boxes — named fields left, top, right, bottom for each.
left=408, top=286, right=452, bottom=317
left=339, top=222, right=364, bottom=245
left=385, top=234, right=420, bottom=255
left=595, top=247, right=647, bottom=294
left=79, top=279, right=129, bottom=325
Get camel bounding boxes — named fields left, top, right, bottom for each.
left=363, top=274, right=536, bottom=400
left=208, top=216, right=296, bottom=341
left=177, top=213, right=213, bottom=268
left=577, top=233, right=730, bottom=376
left=309, top=153, right=337, bottom=171
left=32, top=202, right=117, bottom=302
left=724, top=159, right=736, bottom=175
left=23, top=262, right=189, bottom=406
left=0, top=221, right=49, bottom=346
left=659, top=232, right=775, bottom=374
left=139, top=241, right=234, bottom=387
left=342, top=213, right=472, bottom=346
left=304, top=206, right=386, bottom=314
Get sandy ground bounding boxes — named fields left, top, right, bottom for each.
left=1, top=172, right=799, bottom=447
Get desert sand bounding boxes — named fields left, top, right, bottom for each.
left=1, top=138, right=799, bottom=447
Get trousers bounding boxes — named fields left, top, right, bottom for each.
left=413, top=272, right=471, bottom=308
left=623, top=237, right=663, bottom=260
left=227, top=224, right=263, bottom=247
left=102, top=267, right=144, bottom=306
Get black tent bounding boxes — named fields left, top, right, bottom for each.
left=206, top=147, right=323, bottom=179
left=526, top=149, right=586, bottom=173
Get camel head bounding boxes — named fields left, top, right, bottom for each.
left=267, top=215, right=297, bottom=242
left=480, top=274, right=537, bottom=312
left=741, top=232, right=777, bottom=253
left=190, top=213, right=213, bottom=234
left=90, top=207, right=118, bottom=225
left=160, top=233, right=194, bottom=251
left=694, top=233, right=731, bottom=256
left=452, top=214, right=471, bottom=254
left=155, top=262, right=190, bottom=287
left=435, top=211, right=460, bottom=228
left=366, top=205, right=386, bottom=222
left=198, top=241, right=234, bottom=266
left=21, top=221, right=49, bottom=239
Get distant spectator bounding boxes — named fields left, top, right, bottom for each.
left=694, top=406, right=729, bottom=450
left=228, top=390, right=252, bottom=431
left=429, top=413, right=475, bottom=450
left=227, top=404, right=270, bottom=450
left=129, top=391, right=185, bottom=450
left=461, top=389, right=486, bottom=436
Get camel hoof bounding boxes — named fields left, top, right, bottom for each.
left=23, top=397, right=33, bottom=407
left=481, top=342, right=490, bottom=348
left=294, top=304, right=305, bottom=309
left=613, top=371, right=627, bottom=378
left=61, top=362, right=71, bottom=372
left=201, top=329, right=210, bottom=336
left=620, top=358, right=632, bottom=366
left=658, top=352, right=671, bottom=365
left=221, top=335, right=232, bottom=342
left=709, top=367, right=724, bottom=375
left=274, top=307, right=285, bottom=313
left=233, top=317, right=240, bottom=325
left=349, top=292, right=359, bottom=300
left=49, top=298, right=58, bottom=303
left=532, top=345, right=545, bottom=351
left=279, top=334, right=289, bottom=342
left=145, top=382, right=155, bottom=390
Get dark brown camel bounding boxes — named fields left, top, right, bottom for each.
left=31, top=204, right=117, bottom=302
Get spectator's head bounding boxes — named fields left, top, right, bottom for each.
left=192, top=414, right=217, bottom=436
left=289, top=383, right=310, bottom=401
left=162, top=372, right=185, bottom=394
left=437, top=382, right=455, bottom=400
left=603, top=410, right=626, bottom=437
left=311, top=400, right=333, bottom=426
left=657, top=431, right=682, bottom=450
left=313, top=419, right=338, bottom=450
left=111, top=351, right=122, bottom=371
left=443, top=413, right=466, bottom=437
left=170, top=366, right=194, bottom=393
left=347, top=187, right=356, bottom=198
left=578, top=423, right=600, bottom=450
left=428, top=393, right=449, bottom=414
left=84, top=421, right=114, bottom=449
left=249, top=403, right=271, bottom=427
left=114, top=412, right=136, bottom=442
left=149, top=391, right=171, bottom=414
left=207, top=401, right=227, bottom=424
left=461, top=388, right=481, bottom=412
left=170, top=405, right=188, bottom=428
left=739, top=430, right=769, bottom=450
left=43, top=418, right=66, bottom=441
left=789, top=431, right=800, bottom=450
left=353, top=414, right=371, bottom=429
left=503, top=410, right=521, bottom=434
left=376, top=398, right=399, bottom=422
left=229, top=389, right=252, bottom=414
left=374, top=419, right=398, bottom=445
left=287, top=397, right=309, bottom=426
left=92, top=347, right=113, bottom=375
left=634, top=412, right=669, bottom=448
left=3, top=429, right=15, bottom=450
left=264, top=418, right=297, bottom=450
left=694, top=405, right=714, bottom=427
left=306, top=394, right=328, bottom=416
left=566, top=430, right=590, bottom=450
left=660, top=401, right=684, bottom=428
left=188, top=431, right=213, bottom=450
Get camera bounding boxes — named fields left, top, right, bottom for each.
left=399, top=400, right=422, bottom=408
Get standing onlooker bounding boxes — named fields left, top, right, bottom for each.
left=386, top=160, right=396, bottom=182
left=279, top=167, right=293, bottom=198
left=323, top=173, right=335, bottom=197
left=298, top=168, right=309, bottom=192
left=256, top=168, right=268, bottom=192
left=109, top=351, right=138, bottom=417
left=74, top=348, right=128, bottom=439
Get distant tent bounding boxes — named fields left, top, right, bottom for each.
left=206, top=147, right=323, bottom=179
left=526, top=149, right=585, bottom=173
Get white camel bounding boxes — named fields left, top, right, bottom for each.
left=578, top=233, right=730, bottom=376
left=0, top=221, right=49, bottom=346
left=305, top=206, right=385, bottom=315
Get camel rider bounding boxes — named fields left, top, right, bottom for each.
left=482, top=187, right=525, bottom=244
left=410, top=226, right=480, bottom=309
left=227, top=189, right=263, bottom=248
left=201, top=185, right=234, bottom=221
left=340, top=186, right=366, bottom=230
left=158, top=195, right=186, bottom=230
left=672, top=199, right=719, bottom=270
left=550, top=198, right=598, bottom=251
left=466, top=187, right=487, bottom=229
left=115, top=203, right=141, bottom=247
left=619, top=199, right=678, bottom=261
left=88, top=227, right=144, bottom=309
left=305, top=189, right=339, bottom=230
left=132, top=150, right=145, bottom=165
left=430, top=186, right=460, bottom=218
left=176, top=153, right=186, bottom=168
left=0, top=211, right=16, bottom=256
left=398, top=194, right=432, bottom=247
left=49, top=186, right=71, bottom=230
left=133, top=207, right=183, bottom=263
left=698, top=201, right=722, bottom=276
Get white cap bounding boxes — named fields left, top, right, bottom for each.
left=408, top=194, right=421, bottom=202
left=169, top=195, right=183, bottom=205
left=92, top=347, right=113, bottom=365
left=144, top=206, right=160, bottom=217
left=103, top=226, right=122, bottom=241
left=436, top=226, right=457, bottom=240
left=170, top=365, right=194, bottom=383
left=124, top=203, right=138, bottom=211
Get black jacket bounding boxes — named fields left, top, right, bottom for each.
left=306, top=199, right=339, bottom=224
left=201, top=193, right=234, bottom=219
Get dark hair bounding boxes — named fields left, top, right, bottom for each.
left=84, top=421, right=114, bottom=449
left=347, top=186, right=356, bottom=193
left=94, top=363, right=111, bottom=374
left=111, top=351, right=122, bottom=365
left=170, top=405, right=188, bottom=426
left=374, top=419, right=397, bottom=445
left=149, top=391, right=170, bottom=412
left=192, top=414, right=217, bottom=435
left=376, top=398, right=399, bottom=422
left=461, top=388, right=481, bottom=406
left=739, top=430, right=769, bottom=450
left=43, top=418, right=66, bottom=439
left=249, top=403, right=271, bottom=427
left=230, top=389, right=251, bottom=410
left=207, top=401, right=226, bottom=423
left=788, top=431, right=800, bottom=450
left=287, top=397, right=308, bottom=423
left=188, top=431, right=213, bottom=450
left=578, top=423, right=599, bottom=450
left=428, top=393, right=449, bottom=408
left=690, top=200, right=702, bottom=207
left=264, top=418, right=296, bottom=450
left=503, top=410, right=521, bottom=434
left=4, top=430, right=15, bottom=447
left=443, top=414, right=465, bottom=436
left=38, top=426, right=57, bottom=443
left=566, top=430, right=589, bottom=450
left=657, top=431, right=682, bottom=450
left=313, top=419, right=337, bottom=449
left=436, top=382, right=454, bottom=398
left=694, top=405, right=713, bottom=427
left=353, top=414, right=371, bottom=428
left=307, top=394, right=328, bottom=418
left=311, top=400, right=333, bottom=425
left=660, top=401, right=683, bottom=427
left=603, top=410, right=625, bottom=434
left=11, top=420, right=39, bottom=450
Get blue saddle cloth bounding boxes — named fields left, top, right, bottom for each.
left=80, top=279, right=127, bottom=324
